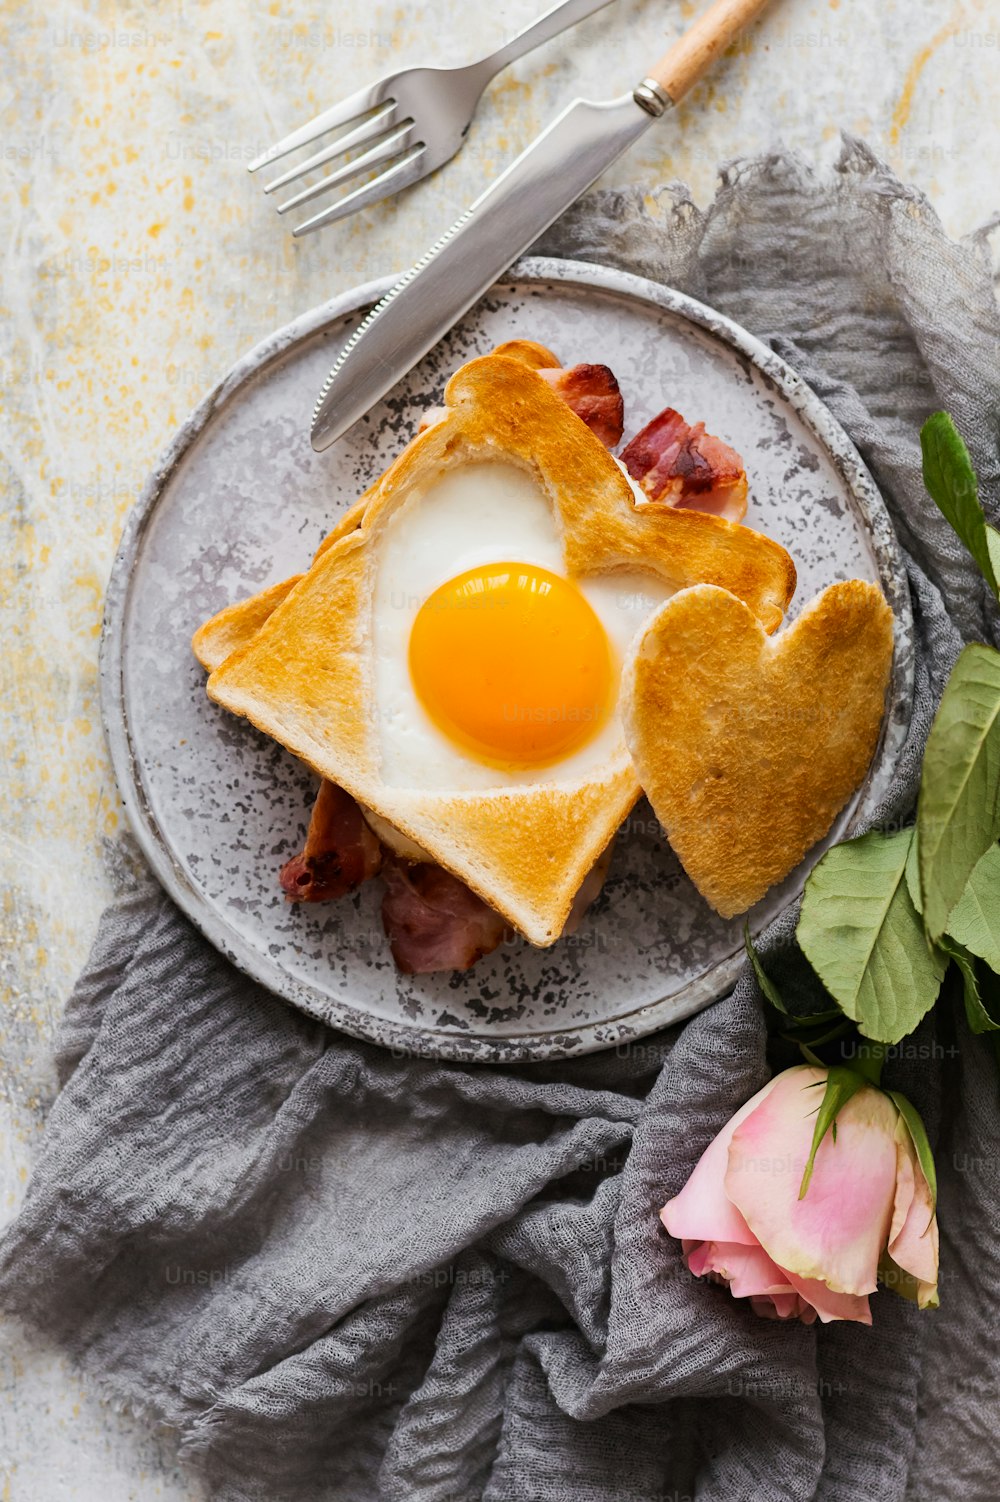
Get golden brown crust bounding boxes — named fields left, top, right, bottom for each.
left=206, top=355, right=799, bottom=943
left=312, top=489, right=373, bottom=559
left=621, top=580, right=895, bottom=919
left=190, top=345, right=564, bottom=674
left=489, top=339, right=562, bottom=370
left=191, top=492, right=371, bottom=672
left=441, top=358, right=795, bottom=631
left=192, top=577, right=303, bottom=673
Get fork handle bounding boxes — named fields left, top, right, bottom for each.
left=482, top=0, right=617, bottom=77
left=646, top=0, right=775, bottom=103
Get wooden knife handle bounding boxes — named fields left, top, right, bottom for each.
left=647, top=0, right=775, bottom=104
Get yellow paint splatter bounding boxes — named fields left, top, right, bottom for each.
left=891, top=15, right=963, bottom=147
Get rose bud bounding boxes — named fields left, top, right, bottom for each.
left=660, top=1064, right=938, bottom=1325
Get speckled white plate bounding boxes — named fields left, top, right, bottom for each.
left=100, top=257, right=913, bottom=1062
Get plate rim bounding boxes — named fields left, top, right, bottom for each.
left=100, top=255, right=915, bottom=1063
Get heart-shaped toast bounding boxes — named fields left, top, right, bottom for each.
left=622, top=581, right=894, bottom=918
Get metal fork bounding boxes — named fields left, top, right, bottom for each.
left=250, top=0, right=617, bottom=236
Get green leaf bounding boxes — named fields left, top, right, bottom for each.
left=940, top=937, right=1000, bottom=1035
left=918, top=644, right=1000, bottom=940
left=743, top=922, right=788, bottom=1013
left=798, top=828, right=948, bottom=1044
left=905, top=826, right=923, bottom=913
left=988, top=526, right=1000, bottom=590
left=886, top=1089, right=937, bottom=1209
left=745, top=918, right=852, bottom=1059
left=920, top=411, right=1000, bottom=598
left=798, top=1067, right=867, bottom=1199
left=779, top=1019, right=852, bottom=1050
left=946, top=843, right=1000, bottom=973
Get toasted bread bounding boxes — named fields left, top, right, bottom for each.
left=621, top=580, right=894, bottom=919
left=191, top=343, right=565, bottom=675
left=192, top=577, right=302, bottom=675
left=191, top=491, right=372, bottom=673
left=205, top=354, right=797, bottom=944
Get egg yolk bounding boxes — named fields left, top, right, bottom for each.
left=409, top=563, right=615, bottom=768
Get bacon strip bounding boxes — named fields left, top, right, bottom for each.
left=537, top=363, right=624, bottom=449
left=280, top=781, right=382, bottom=903
left=380, top=860, right=509, bottom=975
left=281, top=792, right=612, bottom=971
left=621, top=407, right=749, bottom=523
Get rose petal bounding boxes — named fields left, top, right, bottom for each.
left=725, top=1066, right=898, bottom=1297
left=752, top=1291, right=818, bottom=1324
left=682, top=1240, right=716, bottom=1280
left=887, top=1118, right=939, bottom=1303
left=783, top=1269, right=872, bottom=1325
left=888, top=1127, right=916, bottom=1248
left=683, top=1238, right=868, bottom=1324
left=683, top=1238, right=795, bottom=1297
left=660, top=1077, right=782, bottom=1246
left=684, top=1241, right=829, bottom=1326
left=722, top=1242, right=798, bottom=1301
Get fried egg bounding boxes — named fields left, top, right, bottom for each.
left=372, top=460, right=673, bottom=790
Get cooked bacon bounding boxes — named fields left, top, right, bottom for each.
left=281, top=786, right=611, bottom=970
left=279, top=781, right=382, bottom=903
left=621, top=407, right=749, bottom=523
left=538, top=363, right=624, bottom=449
left=417, top=362, right=624, bottom=449
left=380, top=859, right=509, bottom=975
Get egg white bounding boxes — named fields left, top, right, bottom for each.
left=371, top=459, right=673, bottom=791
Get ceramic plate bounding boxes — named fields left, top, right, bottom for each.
left=100, top=257, right=913, bottom=1062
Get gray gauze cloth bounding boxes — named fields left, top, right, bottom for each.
left=3, top=139, right=1000, bottom=1502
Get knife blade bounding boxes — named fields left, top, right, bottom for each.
left=311, top=0, right=779, bottom=449
left=310, top=83, right=667, bottom=451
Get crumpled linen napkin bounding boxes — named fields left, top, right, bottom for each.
left=3, top=138, right=999, bottom=1502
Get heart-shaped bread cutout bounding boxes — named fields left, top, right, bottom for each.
left=622, top=581, right=894, bottom=918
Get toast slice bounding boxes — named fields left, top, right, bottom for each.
left=191, top=342, right=567, bottom=674
left=191, top=491, right=371, bottom=673
left=205, top=354, right=797, bottom=944
left=621, top=580, right=894, bottom=919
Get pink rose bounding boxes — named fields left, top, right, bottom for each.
left=660, top=1065, right=938, bottom=1325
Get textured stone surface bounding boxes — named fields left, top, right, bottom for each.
left=1, top=0, right=996, bottom=1494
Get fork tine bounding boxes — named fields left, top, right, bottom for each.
left=248, top=76, right=391, bottom=173
left=276, top=123, right=419, bottom=215
left=263, top=103, right=397, bottom=195
left=292, top=149, right=426, bottom=236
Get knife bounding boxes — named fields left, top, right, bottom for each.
left=312, top=0, right=776, bottom=451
